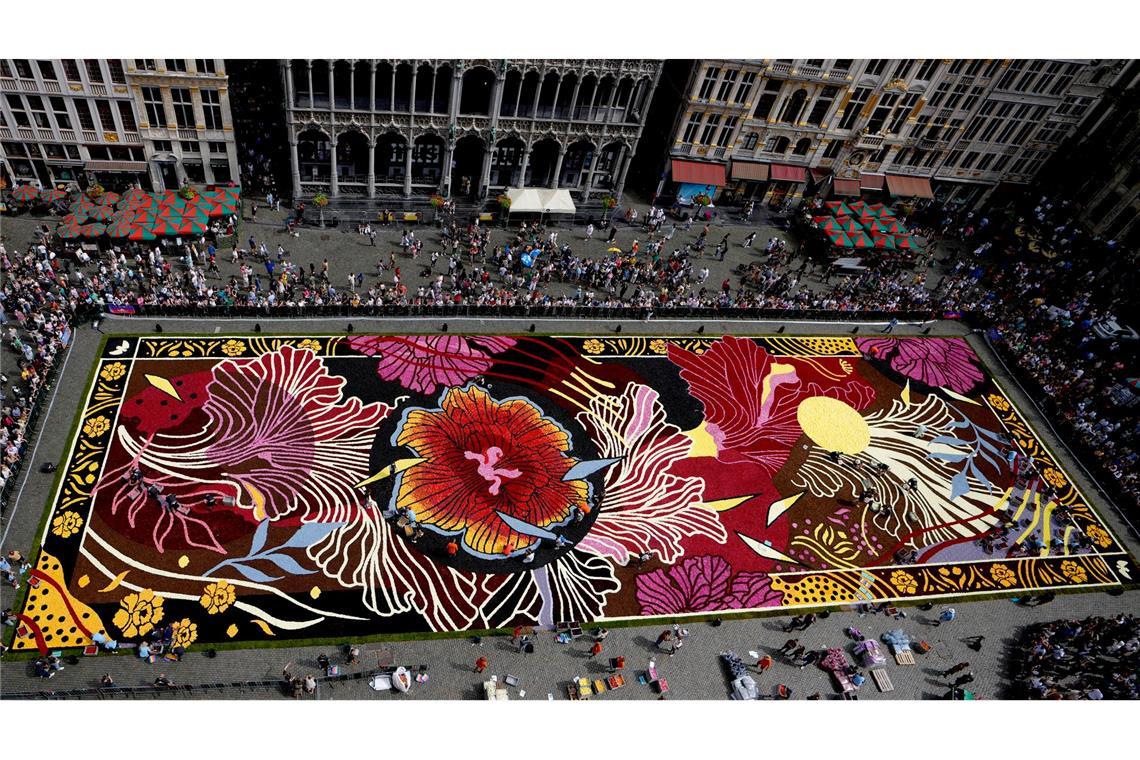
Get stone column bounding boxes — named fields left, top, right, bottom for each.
left=290, top=139, right=302, bottom=198
left=403, top=140, right=414, bottom=197
left=441, top=139, right=454, bottom=195
left=567, top=75, right=582, bottom=121
left=306, top=61, right=314, bottom=109
left=583, top=147, right=600, bottom=194
left=327, top=63, right=334, bottom=113
left=366, top=139, right=376, bottom=198
left=479, top=144, right=494, bottom=198
left=518, top=142, right=531, bottom=187
left=551, top=143, right=567, bottom=188
left=409, top=65, right=418, bottom=113
left=369, top=61, right=376, bottom=112
left=614, top=146, right=632, bottom=199
left=390, top=65, right=397, bottom=111
left=284, top=59, right=294, bottom=107
left=329, top=139, right=339, bottom=196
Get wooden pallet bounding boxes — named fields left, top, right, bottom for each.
left=895, top=651, right=916, bottom=666
left=871, top=668, right=894, bottom=692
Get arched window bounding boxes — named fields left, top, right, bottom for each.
left=779, top=89, right=808, bottom=123
left=742, top=132, right=759, bottom=150
left=460, top=67, right=495, bottom=115
left=793, top=137, right=812, bottom=155
left=765, top=136, right=790, bottom=154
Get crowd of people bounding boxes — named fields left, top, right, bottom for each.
left=1009, top=614, right=1138, bottom=699
left=0, top=184, right=1136, bottom=529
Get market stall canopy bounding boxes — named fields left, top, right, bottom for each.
left=826, top=230, right=854, bottom=248
left=41, top=188, right=68, bottom=202
left=837, top=217, right=865, bottom=234
left=729, top=160, right=768, bottom=182
left=833, top=178, right=861, bottom=196
left=670, top=159, right=726, bottom=187
left=505, top=187, right=576, bottom=214
left=860, top=173, right=886, bottom=191
left=11, top=185, right=40, bottom=202
left=824, top=200, right=852, bottom=217
left=886, top=174, right=934, bottom=198
left=769, top=163, right=807, bottom=183
left=871, top=232, right=896, bottom=249
left=849, top=231, right=875, bottom=249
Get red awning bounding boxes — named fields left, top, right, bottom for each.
left=769, top=164, right=807, bottom=183
left=886, top=174, right=935, bottom=199
left=809, top=168, right=830, bottom=182
left=859, top=173, right=885, bottom=190
left=671, top=159, right=726, bottom=187
left=833, top=178, right=861, bottom=196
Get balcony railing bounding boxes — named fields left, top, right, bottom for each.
left=798, top=64, right=823, bottom=78
left=769, top=62, right=793, bottom=76
left=18, top=127, right=35, bottom=140
left=59, top=129, right=75, bottom=141
left=178, top=128, right=199, bottom=140
left=82, top=130, right=99, bottom=142
left=855, top=133, right=885, bottom=150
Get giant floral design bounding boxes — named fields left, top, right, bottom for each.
left=574, top=384, right=724, bottom=564
left=668, top=336, right=875, bottom=472
left=392, top=385, right=588, bottom=556
left=856, top=336, right=985, bottom=394
left=635, top=555, right=782, bottom=615
left=348, top=335, right=517, bottom=394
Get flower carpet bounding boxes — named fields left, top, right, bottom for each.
left=12, top=334, right=1134, bottom=651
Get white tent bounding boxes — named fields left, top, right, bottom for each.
left=505, top=187, right=576, bottom=214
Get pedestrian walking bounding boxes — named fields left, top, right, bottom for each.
left=756, top=654, right=773, bottom=674
left=778, top=638, right=799, bottom=655
left=942, top=661, right=970, bottom=678
left=963, top=635, right=986, bottom=652
left=474, top=655, right=488, bottom=673
left=589, top=640, right=603, bottom=658
left=586, top=223, right=594, bottom=241
left=743, top=231, right=756, bottom=247
left=655, top=630, right=673, bottom=651
left=881, top=317, right=899, bottom=333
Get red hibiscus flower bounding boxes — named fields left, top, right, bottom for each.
left=393, top=385, right=588, bottom=556
left=668, top=336, right=875, bottom=472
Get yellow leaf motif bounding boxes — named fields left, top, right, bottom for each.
left=251, top=619, right=276, bottom=637
left=98, top=570, right=130, bottom=593
left=310, top=586, right=321, bottom=600
left=226, top=623, right=238, bottom=638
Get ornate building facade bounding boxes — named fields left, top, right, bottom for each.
left=0, top=58, right=239, bottom=192
left=282, top=59, right=662, bottom=205
left=652, top=58, right=1131, bottom=209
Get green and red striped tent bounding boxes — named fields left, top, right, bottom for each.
left=128, top=226, right=157, bottom=241
left=88, top=204, right=116, bottom=221
left=850, top=231, right=875, bottom=249
left=837, top=217, right=865, bottom=234
left=883, top=219, right=908, bottom=234
left=97, top=191, right=121, bottom=206
left=79, top=223, right=107, bottom=238
left=865, top=218, right=892, bottom=234
left=105, top=216, right=138, bottom=239
left=826, top=230, right=854, bottom=248
left=42, top=188, right=68, bottom=203
left=818, top=217, right=845, bottom=232
left=56, top=215, right=84, bottom=238
left=824, top=200, right=853, bottom=218
left=894, top=234, right=920, bottom=250
left=871, top=233, right=897, bottom=249
left=10, top=185, right=39, bottom=203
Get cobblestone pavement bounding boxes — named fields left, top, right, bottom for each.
left=1, top=209, right=1136, bottom=700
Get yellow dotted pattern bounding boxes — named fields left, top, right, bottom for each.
left=14, top=550, right=106, bottom=650
left=770, top=574, right=863, bottom=606
left=766, top=337, right=859, bottom=356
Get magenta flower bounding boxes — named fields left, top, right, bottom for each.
left=348, top=335, right=517, bottom=394
left=635, top=555, right=782, bottom=615
left=856, top=337, right=984, bottom=394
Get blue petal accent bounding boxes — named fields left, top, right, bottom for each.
left=258, top=553, right=316, bottom=576
left=228, top=562, right=282, bottom=583
left=928, top=452, right=967, bottom=462
left=495, top=511, right=562, bottom=541
left=930, top=436, right=969, bottom=447
left=561, top=457, right=622, bottom=482
left=249, top=518, right=270, bottom=555
left=950, top=471, right=970, bottom=500
left=281, top=522, right=345, bottom=549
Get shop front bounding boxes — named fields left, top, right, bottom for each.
left=726, top=159, right=768, bottom=202
left=669, top=158, right=726, bottom=205
left=763, top=163, right=807, bottom=208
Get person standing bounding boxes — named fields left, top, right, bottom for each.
left=881, top=317, right=899, bottom=333
left=756, top=654, right=773, bottom=675
left=952, top=672, right=975, bottom=688
left=933, top=607, right=957, bottom=627
left=586, top=223, right=594, bottom=241
left=589, top=640, right=603, bottom=658
left=744, top=231, right=756, bottom=247
left=474, top=655, right=488, bottom=673
left=778, top=638, right=799, bottom=655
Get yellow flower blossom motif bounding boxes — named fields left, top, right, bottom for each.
left=1085, top=524, right=1112, bottom=549
left=582, top=339, right=605, bottom=355
left=221, top=339, right=247, bottom=357
left=989, top=564, right=1017, bottom=588
left=112, top=589, right=165, bottom=638
left=200, top=580, right=236, bottom=614
left=82, top=415, right=111, bottom=438
left=171, top=618, right=198, bottom=648
left=1042, top=467, right=1067, bottom=490
left=1060, top=560, right=1087, bottom=584
left=99, top=362, right=127, bottom=382
left=649, top=339, right=669, bottom=355
left=986, top=393, right=1010, bottom=412
left=51, top=510, right=84, bottom=539
left=889, top=570, right=918, bottom=595
left=297, top=339, right=322, bottom=353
